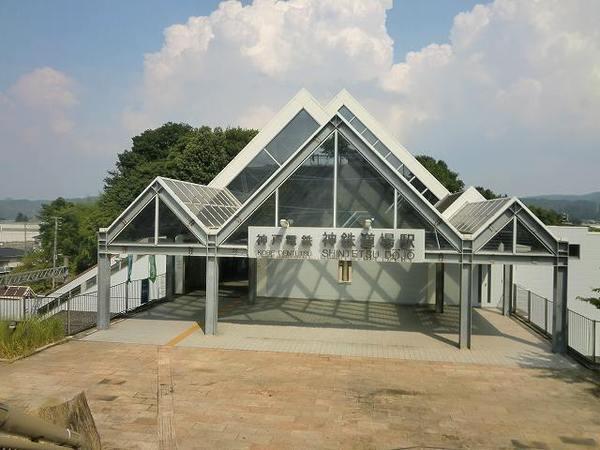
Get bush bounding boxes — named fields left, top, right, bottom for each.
left=0, top=317, right=65, bottom=359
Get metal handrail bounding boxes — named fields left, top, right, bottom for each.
left=514, top=283, right=598, bottom=365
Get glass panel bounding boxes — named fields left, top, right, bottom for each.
left=337, top=134, right=394, bottom=228
left=227, top=150, right=279, bottom=203
left=361, top=128, right=378, bottom=145
left=278, top=134, right=335, bottom=227
left=265, top=109, right=319, bottom=164
left=224, top=194, right=276, bottom=245
left=482, top=221, right=514, bottom=252
left=516, top=220, right=550, bottom=253
left=112, top=199, right=155, bottom=244
left=385, top=152, right=402, bottom=169
left=411, top=177, right=427, bottom=194
left=338, top=105, right=355, bottom=121
left=157, top=200, right=200, bottom=243
left=396, top=197, right=454, bottom=251
left=401, top=165, right=414, bottom=179
left=423, top=190, right=439, bottom=205
left=373, top=141, right=390, bottom=157
left=349, top=115, right=368, bottom=134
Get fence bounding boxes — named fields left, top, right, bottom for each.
left=514, top=284, right=599, bottom=365
left=0, top=274, right=166, bottom=336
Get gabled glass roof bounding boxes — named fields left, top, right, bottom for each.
left=449, top=198, right=512, bottom=234
left=161, top=178, right=241, bottom=229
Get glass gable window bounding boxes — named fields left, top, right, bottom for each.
left=112, top=199, right=156, bottom=244
left=224, top=194, right=276, bottom=246
left=481, top=221, right=514, bottom=253
left=337, top=106, right=437, bottom=205
left=278, top=134, right=335, bottom=227
left=227, top=150, right=279, bottom=203
left=337, top=133, right=394, bottom=228
left=265, top=109, right=319, bottom=164
left=516, top=220, right=550, bottom=253
left=157, top=200, right=199, bottom=243
left=227, top=109, right=318, bottom=203
left=396, top=197, right=454, bottom=251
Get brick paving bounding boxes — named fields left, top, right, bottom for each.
left=1, top=339, right=599, bottom=449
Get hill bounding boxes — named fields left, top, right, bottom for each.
left=0, top=197, right=97, bottom=221
left=522, top=192, right=600, bottom=222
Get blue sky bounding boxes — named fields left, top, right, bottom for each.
left=0, top=0, right=598, bottom=199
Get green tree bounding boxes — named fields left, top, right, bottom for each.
left=475, top=186, right=506, bottom=200
left=525, top=205, right=564, bottom=226
left=14, top=212, right=29, bottom=222
left=416, top=155, right=464, bottom=193
left=27, top=123, right=257, bottom=280
left=578, top=287, right=600, bottom=309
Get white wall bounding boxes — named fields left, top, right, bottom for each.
left=256, top=259, right=435, bottom=304
left=514, top=226, right=600, bottom=321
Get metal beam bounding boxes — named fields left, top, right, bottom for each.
left=103, top=243, right=247, bottom=258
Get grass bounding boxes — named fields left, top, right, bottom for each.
left=0, top=317, right=65, bottom=359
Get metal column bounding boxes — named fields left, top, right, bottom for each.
left=96, top=251, right=111, bottom=330
left=459, top=263, right=474, bottom=349
left=165, top=255, right=175, bottom=301
left=204, top=254, right=219, bottom=335
left=552, top=265, right=568, bottom=353
left=502, top=264, right=513, bottom=316
left=435, top=263, right=444, bottom=313
left=174, top=235, right=186, bottom=294
left=248, top=258, right=257, bottom=305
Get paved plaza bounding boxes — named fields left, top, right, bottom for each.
left=1, top=339, right=599, bottom=449
left=1, top=295, right=598, bottom=448
left=84, top=293, right=576, bottom=368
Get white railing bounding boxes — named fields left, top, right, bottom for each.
left=514, top=284, right=599, bottom=364
left=0, top=274, right=167, bottom=335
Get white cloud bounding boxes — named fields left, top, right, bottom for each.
left=0, top=67, right=121, bottom=199
left=0, top=67, right=80, bottom=143
left=125, top=0, right=600, bottom=195
left=123, top=0, right=393, bottom=132
left=380, top=0, right=600, bottom=194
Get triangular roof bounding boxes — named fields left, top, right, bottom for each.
left=210, top=89, right=449, bottom=202
left=101, top=89, right=561, bottom=261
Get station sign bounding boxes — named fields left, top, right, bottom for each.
left=248, top=227, right=425, bottom=263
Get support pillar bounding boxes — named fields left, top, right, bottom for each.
left=248, top=258, right=257, bottom=305
left=552, top=265, right=568, bottom=353
left=96, top=251, right=111, bottom=330
left=174, top=236, right=185, bottom=294
left=165, top=255, right=175, bottom=301
left=204, top=254, right=219, bottom=335
left=459, top=263, right=474, bottom=349
left=502, top=264, right=513, bottom=316
left=435, top=263, right=444, bottom=313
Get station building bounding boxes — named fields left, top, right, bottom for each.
left=96, top=90, right=571, bottom=352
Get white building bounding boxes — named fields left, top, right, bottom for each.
left=93, top=89, right=580, bottom=356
